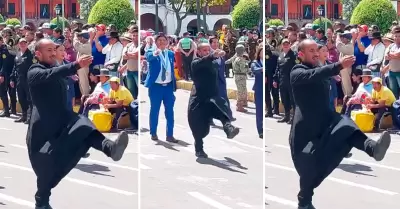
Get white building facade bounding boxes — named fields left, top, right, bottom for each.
left=140, top=0, right=232, bottom=36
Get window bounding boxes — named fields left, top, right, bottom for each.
left=303, top=5, right=312, bottom=19
left=8, top=3, right=15, bottom=15
left=40, top=4, right=50, bottom=18
left=334, top=4, right=339, bottom=19
left=72, top=3, right=77, bottom=17
left=318, top=4, right=325, bottom=16
left=271, top=4, right=278, bottom=16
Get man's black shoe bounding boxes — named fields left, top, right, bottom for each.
left=266, top=112, right=273, bottom=117
left=224, top=123, right=240, bottom=139
left=195, top=150, right=208, bottom=158
left=373, top=131, right=391, bottom=161
left=14, top=116, right=26, bottom=123
left=259, top=134, right=263, bottom=139
left=298, top=204, right=316, bottom=209
left=277, top=117, right=289, bottom=123
left=111, top=131, right=129, bottom=161
left=35, top=205, right=53, bottom=209
left=0, top=111, right=10, bottom=117
left=151, top=135, right=159, bottom=141
left=166, top=136, right=179, bottom=143
left=287, top=118, right=293, bottom=124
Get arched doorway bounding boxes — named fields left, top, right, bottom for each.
left=186, top=19, right=208, bottom=36
left=213, top=18, right=232, bottom=32
left=288, top=23, right=299, bottom=31
left=140, top=13, right=164, bottom=32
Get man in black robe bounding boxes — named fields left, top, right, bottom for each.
left=188, top=43, right=239, bottom=158
left=289, top=39, right=391, bottom=209
left=27, top=39, right=129, bottom=209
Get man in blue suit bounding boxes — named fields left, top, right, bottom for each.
left=209, top=37, right=235, bottom=121
left=251, top=46, right=263, bottom=139
left=145, top=33, right=178, bottom=143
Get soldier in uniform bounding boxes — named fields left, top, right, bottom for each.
left=265, top=43, right=280, bottom=116
left=247, top=31, right=258, bottom=61
left=273, top=39, right=297, bottom=124
left=10, top=38, right=33, bottom=123
left=224, top=29, right=237, bottom=78
left=266, top=28, right=278, bottom=50
left=0, top=36, right=17, bottom=117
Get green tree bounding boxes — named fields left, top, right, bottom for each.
left=5, top=18, right=21, bottom=26
left=341, top=0, right=362, bottom=20
left=50, top=17, right=70, bottom=29
left=232, top=0, right=261, bottom=29
left=267, top=19, right=284, bottom=27
left=88, top=0, right=135, bottom=32
left=199, top=0, right=227, bottom=32
left=78, top=0, right=99, bottom=19
left=313, top=18, right=333, bottom=29
left=350, top=0, right=397, bottom=33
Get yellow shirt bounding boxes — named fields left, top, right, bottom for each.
left=372, top=86, right=396, bottom=107
left=110, top=86, right=134, bottom=106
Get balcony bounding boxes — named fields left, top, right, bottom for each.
left=188, top=5, right=232, bottom=15
left=266, top=12, right=341, bottom=20
left=141, top=0, right=166, bottom=4
left=6, top=12, right=80, bottom=20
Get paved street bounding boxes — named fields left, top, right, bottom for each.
left=225, top=77, right=254, bottom=91
left=265, top=117, right=400, bottom=209
left=0, top=117, right=139, bottom=209
left=139, top=86, right=263, bottom=209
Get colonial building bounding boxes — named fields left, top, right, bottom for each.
left=140, top=0, right=237, bottom=36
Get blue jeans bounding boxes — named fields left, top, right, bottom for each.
left=388, top=72, right=400, bottom=99
left=126, top=71, right=138, bottom=99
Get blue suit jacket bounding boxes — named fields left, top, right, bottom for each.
left=251, top=60, right=263, bottom=93
left=144, top=49, right=176, bottom=91
left=216, top=57, right=228, bottom=98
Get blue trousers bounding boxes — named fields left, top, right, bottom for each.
left=254, top=88, right=263, bottom=135
left=126, top=71, right=139, bottom=99
left=148, top=83, right=175, bottom=137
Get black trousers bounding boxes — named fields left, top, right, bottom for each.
left=181, top=52, right=193, bottom=80
left=266, top=82, right=279, bottom=114
left=0, top=76, right=16, bottom=113
left=16, top=81, right=32, bottom=118
left=297, top=131, right=376, bottom=206
left=34, top=131, right=115, bottom=207
left=225, top=63, right=232, bottom=77
left=279, top=83, right=294, bottom=115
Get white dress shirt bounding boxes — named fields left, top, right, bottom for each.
left=102, top=41, right=123, bottom=66
left=154, top=50, right=172, bottom=84
left=365, top=42, right=385, bottom=68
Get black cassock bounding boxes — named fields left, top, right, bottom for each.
left=27, top=62, right=99, bottom=205
left=188, top=54, right=231, bottom=140
left=289, top=62, right=365, bottom=203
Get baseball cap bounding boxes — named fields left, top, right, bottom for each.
left=42, top=23, right=50, bottom=29
left=358, top=25, right=368, bottom=32
left=18, top=38, right=27, bottom=43
left=371, top=77, right=382, bottom=84
left=109, top=77, right=120, bottom=83
left=96, top=24, right=106, bottom=31
left=281, top=39, right=290, bottom=44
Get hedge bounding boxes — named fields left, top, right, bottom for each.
left=267, top=19, right=284, bottom=27
left=50, top=17, right=70, bottom=29
left=350, top=0, right=397, bottom=33
left=5, top=18, right=21, bottom=26
left=88, top=0, right=135, bottom=32
left=232, top=0, right=261, bottom=29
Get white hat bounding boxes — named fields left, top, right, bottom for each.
left=305, top=23, right=313, bottom=30
left=42, top=23, right=50, bottom=29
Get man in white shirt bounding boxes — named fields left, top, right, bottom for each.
left=102, top=31, right=123, bottom=77
left=144, top=33, right=178, bottom=143
left=364, top=32, right=385, bottom=77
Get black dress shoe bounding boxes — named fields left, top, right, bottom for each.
left=266, top=112, right=273, bottom=117
left=224, top=123, right=240, bottom=139
left=11, top=110, right=17, bottom=115
left=287, top=118, right=293, bottom=124
left=166, top=136, right=179, bottom=143
left=151, top=135, right=159, bottom=141
left=0, top=111, right=10, bottom=117
left=35, top=205, right=53, bottom=209
left=110, top=131, right=129, bottom=161
left=373, top=131, right=391, bottom=161
left=277, top=117, right=289, bottom=123
left=195, top=150, right=208, bottom=158
left=14, top=116, right=26, bottom=123
left=298, top=204, right=316, bottom=209
left=259, top=134, right=263, bottom=139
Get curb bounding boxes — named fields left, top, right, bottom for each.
left=176, top=80, right=255, bottom=102
left=0, top=102, right=80, bottom=113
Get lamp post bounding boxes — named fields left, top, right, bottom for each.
left=54, top=4, right=61, bottom=29
left=155, top=0, right=159, bottom=34
left=317, top=5, right=324, bottom=30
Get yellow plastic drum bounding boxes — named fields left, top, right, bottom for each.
left=351, top=110, right=375, bottom=132
left=88, top=110, right=113, bottom=132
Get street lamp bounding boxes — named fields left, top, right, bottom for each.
left=54, top=4, right=61, bottom=28
left=155, top=0, right=159, bottom=33
left=317, top=5, right=324, bottom=30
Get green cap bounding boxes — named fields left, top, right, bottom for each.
left=50, top=23, right=58, bottom=30
left=312, top=24, right=320, bottom=30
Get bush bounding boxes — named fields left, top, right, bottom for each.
left=350, top=0, right=397, bottom=33
left=88, top=0, right=135, bottom=32
left=5, top=18, right=21, bottom=26
left=267, top=19, right=284, bottom=27
left=50, top=17, right=70, bottom=29
left=313, top=18, right=333, bottom=29
left=232, top=0, right=261, bottom=29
